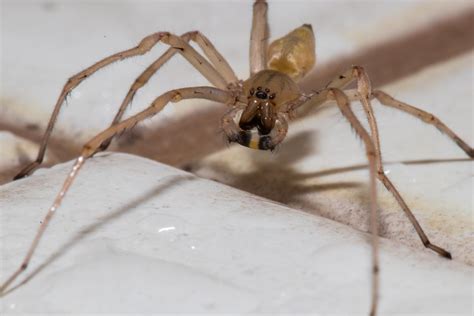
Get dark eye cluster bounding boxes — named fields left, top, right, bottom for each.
left=249, top=87, right=276, bottom=100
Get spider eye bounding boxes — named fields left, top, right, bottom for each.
left=269, top=93, right=276, bottom=100
left=256, top=86, right=262, bottom=90
left=249, top=88, right=255, bottom=96
left=265, top=88, right=270, bottom=93
left=255, top=90, right=267, bottom=99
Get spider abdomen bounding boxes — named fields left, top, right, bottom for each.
left=267, top=24, right=316, bottom=81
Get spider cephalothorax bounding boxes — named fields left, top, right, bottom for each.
left=222, top=23, right=313, bottom=151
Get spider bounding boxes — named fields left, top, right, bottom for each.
left=1, top=1, right=472, bottom=315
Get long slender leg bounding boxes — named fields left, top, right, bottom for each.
left=161, top=34, right=228, bottom=90
left=0, top=86, right=234, bottom=296
left=14, top=32, right=229, bottom=179
left=13, top=32, right=166, bottom=179
left=323, top=66, right=474, bottom=158
left=293, top=87, right=380, bottom=315
left=190, top=32, right=239, bottom=85
left=99, top=30, right=240, bottom=151
left=351, top=66, right=454, bottom=258
left=373, top=90, right=473, bottom=157
left=223, top=108, right=289, bottom=150
left=327, top=88, right=379, bottom=316
left=250, top=0, right=268, bottom=76
left=97, top=35, right=192, bottom=152
left=295, top=66, right=469, bottom=258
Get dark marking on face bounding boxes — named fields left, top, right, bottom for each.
left=252, top=86, right=274, bottom=100
left=259, top=135, right=275, bottom=150
left=227, top=130, right=251, bottom=147
left=256, top=90, right=268, bottom=99
left=240, top=115, right=260, bottom=131
left=237, top=131, right=251, bottom=146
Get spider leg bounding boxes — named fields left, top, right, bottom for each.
left=98, top=31, right=240, bottom=151
left=0, top=86, right=234, bottom=296
left=14, top=32, right=230, bottom=180
left=290, top=86, right=380, bottom=315
left=327, top=88, right=379, bottom=316
left=350, top=66, right=455, bottom=258
left=13, top=32, right=165, bottom=179
left=250, top=0, right=268, bottom=76
left=189, top=31, right=239, bottom=85
left=304, top=66, right=472, bottom=157
left=294, top=66, right=455, bottom=259
left=372, top=90, right=473, bottom=157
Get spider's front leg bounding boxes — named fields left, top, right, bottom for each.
left=326, top=88, right=380, bottom=316
left=349, top=65, right=473, bottom=257
left=98, top=31, right=240, bottom=152
left=0, top=86, right=234, bottom=296
left=297, top=65, right=473, bottom=259
left=372, top=90, right=474, bottom=158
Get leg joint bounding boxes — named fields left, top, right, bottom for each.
left=376, top=170, right=386, bottom=178
left=185, top=31, right=199, bottom=40
left=352, top=65, right=365, bottom=74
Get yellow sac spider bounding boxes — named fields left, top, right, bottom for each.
left=2, top=1, right=472, bottom=316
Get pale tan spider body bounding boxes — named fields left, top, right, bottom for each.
left=223, top=24, right=314, bottom=150
left=1, top=1, right=472, bottom=315
left=228, top=69, right=301, bottom=150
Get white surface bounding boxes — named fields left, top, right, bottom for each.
left=0, top=131, right=57, bottom=172
left=0, top=153, right=472, bottom=314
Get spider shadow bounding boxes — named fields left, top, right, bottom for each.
left=4, top=173, right=193, bottom=296
left=200, top=129, right=365, bottom=218
left=197, top=128, right=472, bottom=226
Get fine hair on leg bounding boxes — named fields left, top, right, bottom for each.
left=249, top=0, right=269, bottom=76
left=14, top=31, right=235, bottom=179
